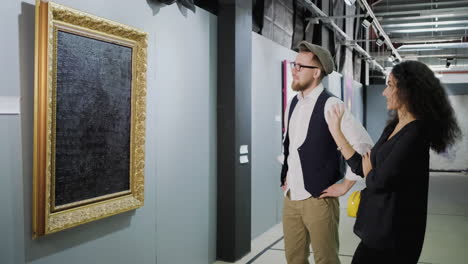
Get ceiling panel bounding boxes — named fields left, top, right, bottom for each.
left=371, top=0, right=468, bottom=70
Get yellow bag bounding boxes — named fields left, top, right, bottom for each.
left=347, top=191, right=361, bottom=217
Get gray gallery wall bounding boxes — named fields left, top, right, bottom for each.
left=430, top=95, right=468, bottom=171
left=432, top=83, right=468, bottom=170
left=0, top=116, right=22, bottom=264
left=251, top=32, right=297, bottom=238
left=365, top=84, right=387, bottom=142
left=351, top=81, right=364, bottom=125
left=0, top=1, right=217, bottom=264
left=323, top=71, right=343, bottom=99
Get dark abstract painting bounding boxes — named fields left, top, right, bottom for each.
left=54, top=31, right=132, bottom=207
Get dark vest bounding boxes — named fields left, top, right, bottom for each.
left=280, top=89, right=345, bottom=198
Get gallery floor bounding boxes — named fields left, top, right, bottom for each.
left=215, top=172, right=468, bottom=264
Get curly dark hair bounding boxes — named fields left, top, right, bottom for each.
left=389, top=60, right=461, bottom=153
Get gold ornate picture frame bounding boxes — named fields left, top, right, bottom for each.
left=33, top=0, right=147, bottom=237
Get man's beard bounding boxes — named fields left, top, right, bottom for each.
left=292, top=78, right=313, bottom=92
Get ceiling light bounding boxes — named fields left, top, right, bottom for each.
left=375, top=36, right=385, bottom=46
left=387, top=54, right=400, bottom=65
left=362, top=15, right=374, bottom=29
left=388, top=26, right=468, bottom=34
left=398, top=43, right=468, bottom=50
left=344, top=0, right=356, bottom=6
left=382, top=20, right=468, bottom=28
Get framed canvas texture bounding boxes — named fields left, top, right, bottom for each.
left=33, top=0, right=147, bottom=237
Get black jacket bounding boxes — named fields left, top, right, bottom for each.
left=347, top=120, right=429, bottom=260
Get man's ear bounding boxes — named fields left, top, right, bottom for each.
left=314, top=68, right=322, bottom=79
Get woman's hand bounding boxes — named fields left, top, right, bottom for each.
left=281, top=180, right=288, bottom=191
left=326, top=103, right=345, bottom=136
left=319, top=178, right=355, bottom=198
left=319, top=183, right=347, bottom=198
left=362, top=151, right=373, bottom=177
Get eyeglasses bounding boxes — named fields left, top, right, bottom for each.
left=290, top=61, right=320, bottom=72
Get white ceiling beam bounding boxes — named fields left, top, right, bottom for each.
left=398, top=43, right=468, bottom=50
left=348, top=35, right=465, bottom=43
left=383, top=13, right=468, bottom=22
left=373, top=1, right=468, bottom=11
left=374, top=54, right=468, bottom=59
left=389, top=26, right=468, bottom=34
left=375, top=7, right=468, bottom=17
left=383, top=20, right=468, bottom=28
left=391, top=36, right=464, bottom=44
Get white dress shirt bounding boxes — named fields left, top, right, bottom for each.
left=280, top=83, right=373, bottom=201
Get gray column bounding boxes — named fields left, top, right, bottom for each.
left=217, top=0, right=252, bottom=262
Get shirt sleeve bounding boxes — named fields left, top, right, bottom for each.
left=324, top=98, right=374, bottom=181
left=346, top=152, right=364, bottom=177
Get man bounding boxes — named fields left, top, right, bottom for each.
left=280, top=41, right=373, bottom=264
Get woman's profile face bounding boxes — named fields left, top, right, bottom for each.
left=383, top=73, right=399, bottom=110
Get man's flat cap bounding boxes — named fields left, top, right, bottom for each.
left=297, top=41, right=335, bottom=75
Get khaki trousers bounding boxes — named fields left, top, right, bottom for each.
left=283, top=192, right=340, bottom=264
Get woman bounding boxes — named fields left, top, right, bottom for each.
left=327, top=60, right=461, bottom=263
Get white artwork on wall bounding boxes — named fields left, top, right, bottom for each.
left=0, top=96, right=20, bottom=115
